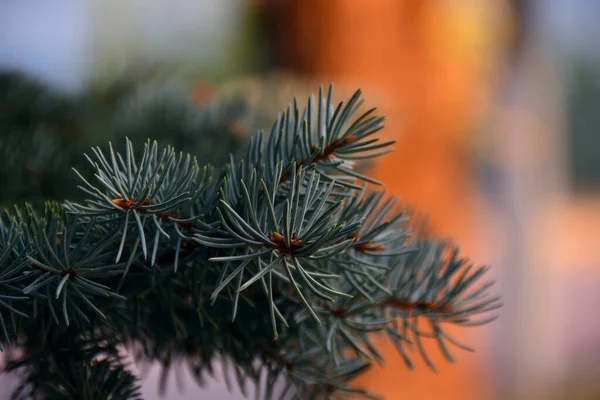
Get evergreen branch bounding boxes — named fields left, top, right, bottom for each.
left=0, top=84, right=499, bottom=399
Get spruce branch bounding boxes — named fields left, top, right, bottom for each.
left=0, top=84, right=500, bottom=399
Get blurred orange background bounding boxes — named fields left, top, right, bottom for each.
left=266, top=1, right=506, bottom=399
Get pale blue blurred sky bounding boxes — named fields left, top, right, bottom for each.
left=0, top=0, right=245, bottom=92
left=0, top=0, right=93, bottom=91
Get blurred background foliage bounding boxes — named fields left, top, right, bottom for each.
left=0, top=69, right=253, bottom=208
left=567, top=61, right=600, bottom=194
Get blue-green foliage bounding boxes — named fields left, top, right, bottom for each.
left=0, top=83, right=500, bottom=400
